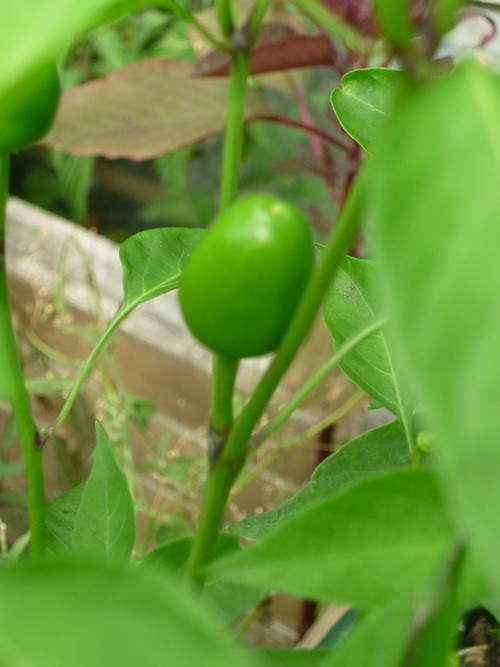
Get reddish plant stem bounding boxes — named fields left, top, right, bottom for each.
left=247, top=114, right=353, bottom=151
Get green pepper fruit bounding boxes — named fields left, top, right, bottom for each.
left=179, top=194, right=314, bottom=359
left=0, top=62, right=61, bottom=153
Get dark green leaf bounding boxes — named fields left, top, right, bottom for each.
left=119, top=227, right=205, bottom=310
left=318, top=608, right=359, bottom=648
left=214, top=470, right=453, bottom=607
left=331, top=68, right=404, bottom=151
left=368, top=59, right=500, bottom=596
left=72, top=423, right=135, bottom=560
left=0, top=557, right=255, bottom=667
left=323, top=591, right=419, bottom=667
left=231, top=421, right=410, bottom=538
left=324, top=256, right=413, bottom=435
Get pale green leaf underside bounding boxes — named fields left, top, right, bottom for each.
left=324, top=256, right=413, bottom=438
left=119, top=227, right=205, bottom=310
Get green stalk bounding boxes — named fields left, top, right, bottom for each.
left=209, top=354, right=239, bottom=465
left=253, top=317, right=388, bottom=447
left=215, top=0, right=236, bottom=37
left=219, top=49, right=250, bottom=209
left=39, top=306, right=130, bottom=443
left=302, top=390, right=364, bottom=441
left=185, top=169, right=366, bottom=586
left=0, top=153, right=45, bottom=555
left=247, top=0, right=272, bottom=45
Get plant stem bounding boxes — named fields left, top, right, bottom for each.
left=219, top=49, right=250, bottom=209
left=247, top=0, right=272, bottom=45
left=185, top=168, right=366, bottom=586
left=0, top=154, right=45, bottom=555
left=302, top=390, right=364, bottom=441
left=247, top=114, right=353, bottom=151
left=209, top=354, right=239, bottom=464
left=234, top=391, right=364, bottom=495
left=254, top=317, right=388, bottom=447
left=39, top=305, right=131, bottom=443
left=215, top=0, right=236, bottom=37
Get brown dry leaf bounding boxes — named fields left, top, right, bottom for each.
left=43, top=58, right=271, bottom=160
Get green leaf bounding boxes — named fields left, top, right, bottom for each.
left=368, top=60, right=500, bottom=595
left=254, top=648, right=330, bottom=667
left=119, top=227, right=205, bottom=311
left=324, top=256, right=414, bottom=440
left=0, top=0, right=152, bottom=100
left=143, top=533, right=266, bottom=622
left=46, top=484, right=84, bottom=554
left=214, top=469, right=453, bottom=607
left=231, top=421, right=410, bottom=538
left=143, top=532, right=240, bottom=574
left=0, top=557, right=256, bottom=667
left=331, top=68, right=404, bottom=152
left=72, top=423, right=135, bottom=560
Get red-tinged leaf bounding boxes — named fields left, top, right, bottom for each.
left=193, top=31, right=335, bottom=77
left=42, top=58, right=271, bottom=160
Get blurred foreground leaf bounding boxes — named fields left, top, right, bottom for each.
left=369, top=59, right=500, bottom=596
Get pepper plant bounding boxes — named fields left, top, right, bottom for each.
left=0, top=0, right=499, bottom=665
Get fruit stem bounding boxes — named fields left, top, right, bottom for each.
left=253, top=317, right=388, bottom=447
left=209, top=354, right=239, bottom=465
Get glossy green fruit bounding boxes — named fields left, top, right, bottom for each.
left=0, top=62, right=60, bottom=153
left=179, top=194, right=314, bottom=359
